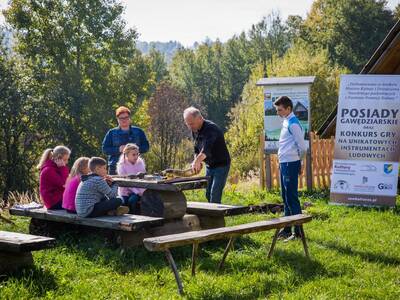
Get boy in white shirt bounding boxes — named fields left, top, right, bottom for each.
left=274, top=96, right=307, bottom=241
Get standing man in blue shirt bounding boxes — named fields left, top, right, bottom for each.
left=102, top=106, right=149, bottom=175
left=274, top=96, right=307, bottom=241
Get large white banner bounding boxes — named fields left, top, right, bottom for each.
left=330, top=74, right=400, bottom=207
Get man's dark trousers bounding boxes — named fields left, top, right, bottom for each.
left=279, top=160, right=302, bottom=235
left=205, top=165, right=230, bottom=204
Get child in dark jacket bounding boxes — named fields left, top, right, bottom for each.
left=38, top=146, right=71, bottom=209
left=75, top=157, right=129, bottom=218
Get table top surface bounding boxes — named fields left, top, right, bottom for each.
left=113, top=176, right=209, bottom=192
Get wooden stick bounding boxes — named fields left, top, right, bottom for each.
left=218, top=237, right=235, bottom=271
left=267, top=229, right=280, bottom=259
left=165, top=249, right=184, bottom=295
left=299, top=225, right=310, bottom=258
left=191, top=243, right=199, bottom=276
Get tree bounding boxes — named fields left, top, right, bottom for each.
left=225, top=65, right=265, bottom=176
left=270, top=43, right=348, bottom=131
left=302, top=0, right=396, bottom=72
left=0, top=43, right=44, bottom=199
left=394, top=4, right=400, bottom=19
left=248, top=12, right=289, bottom=76
left=146, top=47, right=168, bottom=84
left=4, top=0, right=153, bottom=160
left=286, top=15, right=304, bottom=45
left=147, top=81, right=190, bottom=171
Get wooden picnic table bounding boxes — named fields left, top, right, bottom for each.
left=113, top=176, right=209, bottom=219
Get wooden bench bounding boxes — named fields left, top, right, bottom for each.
left=9, top=208, right=202, bottom=248
left=0, top=231, right=56, bottom=274
left=143, top=214, right=312, bottom=295
left=186, top=201, right=284, bottom=229
left=10, top=207, right=164, bottom=231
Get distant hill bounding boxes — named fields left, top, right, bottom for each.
left=136, top=40, right=184, bottom=63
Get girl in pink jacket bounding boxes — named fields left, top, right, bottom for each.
left=37, top=146, right=71, bottom=209
left=117, top=143, right=146, bottom=213
left=62, top=157, right=90, bottom=213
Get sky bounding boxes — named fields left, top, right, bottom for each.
left=1, top=0, right=399, bottom=46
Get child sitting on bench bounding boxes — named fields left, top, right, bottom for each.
left=75, top=157, right=129, bottom=217
left=38, top=146, right=71, bottom=210
left=62, top=157, right=90, bottom=213
left=117, top=143, right=146, bottom=214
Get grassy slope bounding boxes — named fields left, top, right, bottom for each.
left=1, top=185, right=399, bottom=300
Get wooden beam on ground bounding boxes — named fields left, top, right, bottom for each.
left=186, top=202, right=251, bottom=217
left=10, top=208, right=164, bottom=231
left=187, top=202, right=284, bottom=217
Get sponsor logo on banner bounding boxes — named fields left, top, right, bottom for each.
left=333, top=163, right=356, bottom=175
left=360, top=165, right=377, bottom=172
left=383, top=164, right=393, bottom=175
left=378, top=183, right=393, bottom=190
left=334, top=180, right=349, bottom=190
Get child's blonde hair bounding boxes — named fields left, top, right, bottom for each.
left=37, top=146, right=71, bottom=169
left=117, top=143, right=142, bottom=165
left=68, top=157, right=90, bottom=180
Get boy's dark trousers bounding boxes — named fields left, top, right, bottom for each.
left=279, top=160, right=302, bottom=235
left=88, top=197, right=122, bottom=217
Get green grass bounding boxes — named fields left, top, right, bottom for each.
left=1, top=188, right=399, bottom=299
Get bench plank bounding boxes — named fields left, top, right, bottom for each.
left=186, top=201, right=251, bottom=217
left=10, top=208, right=164, bottom=231
left=0, top=231, right=55, bottom=252
left=144, top=214, right=312, bottom=251
left=187, top=202, right=284, bottom=217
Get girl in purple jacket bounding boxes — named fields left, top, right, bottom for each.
left=37, top=146, right=71, bottom=209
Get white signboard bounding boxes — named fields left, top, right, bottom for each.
left=330, top=74, right=400, bottom=207
left=263, top=84, right=311, bottom=153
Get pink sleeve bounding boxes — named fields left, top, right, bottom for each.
left=117, top=164, right=126, bottom=176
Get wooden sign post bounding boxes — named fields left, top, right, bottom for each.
left=256, top=76, right=315, bottom=191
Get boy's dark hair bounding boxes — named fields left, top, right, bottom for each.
left=89, top=157, right=107, bottom=172
left=274, top=96, right=293, bottom=110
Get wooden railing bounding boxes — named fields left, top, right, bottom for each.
left=261, top=133, right=335, bottom=190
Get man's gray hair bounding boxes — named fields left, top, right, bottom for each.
left=183, top=106, right=203, bottom=119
